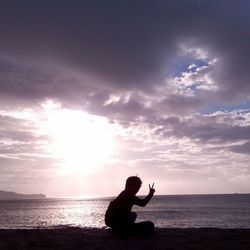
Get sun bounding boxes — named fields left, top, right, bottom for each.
left=44, top=107, right=115, bottom=173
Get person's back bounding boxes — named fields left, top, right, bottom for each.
left=105, top=176, right=155, bottom=236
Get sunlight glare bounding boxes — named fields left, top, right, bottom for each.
left=45, top=108, right=115, bottom=172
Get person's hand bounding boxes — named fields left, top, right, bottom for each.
left=149, top=183, right=155, bottom=195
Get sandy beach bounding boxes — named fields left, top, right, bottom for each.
left=0, top=227, right=250, bottom=250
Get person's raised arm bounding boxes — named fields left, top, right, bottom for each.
left=134, top=183, right=155, bottom=207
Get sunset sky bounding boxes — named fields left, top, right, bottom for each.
left=0, top=0, right=250, bottom=197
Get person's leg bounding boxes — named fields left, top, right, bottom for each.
left=132, top=221, right=154, bottom=236
left=111, top=212, right=137, bottom=237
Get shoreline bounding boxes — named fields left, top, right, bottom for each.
left=1, top=227, right=250, bottom=249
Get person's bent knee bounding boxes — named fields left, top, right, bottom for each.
left=143, top=221, right=154, bottom=229
left=147, top=221, right=154, bottom=227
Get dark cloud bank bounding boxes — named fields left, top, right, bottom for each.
left=0, top=0, right=249, bottom=97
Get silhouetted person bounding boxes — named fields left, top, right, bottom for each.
left=105, top=176, right=155, bottom=237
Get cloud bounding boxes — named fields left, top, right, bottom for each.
left=230, top=142, right=250, bottom=155
left=0, top=0, right=249, bottom=102
left=153, top=111, right=250, bottom=145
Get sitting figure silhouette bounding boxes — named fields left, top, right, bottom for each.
left=105, top=176, right=155, bottom=236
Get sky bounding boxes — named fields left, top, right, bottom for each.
left=0, top=0, right=250, bottom=197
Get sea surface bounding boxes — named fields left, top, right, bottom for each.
left=0, top=194, right=250, bottom=229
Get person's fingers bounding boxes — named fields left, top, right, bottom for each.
left=152, top=183, right=154, bottom=188
left=148, top=184, right=151, bottom=189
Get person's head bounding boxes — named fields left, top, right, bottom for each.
left=125, top=176, right=142, bottom=194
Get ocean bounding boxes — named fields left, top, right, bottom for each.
left=0, top=194, right=250, bottom=229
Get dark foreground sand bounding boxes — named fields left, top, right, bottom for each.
left=0, top=227, right=250, bottom=250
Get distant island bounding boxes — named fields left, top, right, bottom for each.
left=0, top=190, right=46, bottom=200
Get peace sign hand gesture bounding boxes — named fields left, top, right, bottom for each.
left=149, top=183, right=155, bottom=195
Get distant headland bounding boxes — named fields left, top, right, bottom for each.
left=0, top=190, right=46, bottom=200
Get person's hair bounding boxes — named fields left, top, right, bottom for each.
left=125, top=176, right=142, bottom=189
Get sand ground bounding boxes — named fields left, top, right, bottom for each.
left=0, top=227, right=250, bottom=250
